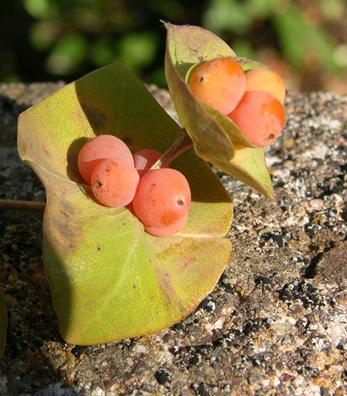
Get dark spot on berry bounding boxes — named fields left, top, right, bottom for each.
left=177, top=198, right=184, bottom=206
left=199, top=76, right=204, bottom=83
left=268, top=133, right=275, bottom=139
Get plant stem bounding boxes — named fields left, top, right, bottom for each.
left=0, top=199, right=45, bottom=211
left=151, top=130, right=193, bottom=169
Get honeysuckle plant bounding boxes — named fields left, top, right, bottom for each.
left=1, top=23, right=275, bottom=350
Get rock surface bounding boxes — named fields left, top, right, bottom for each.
left=0, top=83, right=346, bottom=396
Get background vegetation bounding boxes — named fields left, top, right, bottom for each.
left=1, top=0, right=346, bottom=92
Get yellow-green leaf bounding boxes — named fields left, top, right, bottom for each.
left=164, top=23, right=273, bottom=198
left=18, top=64, right=232, bottom=345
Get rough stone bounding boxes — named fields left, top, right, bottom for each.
left=0, top=83, right=346, bottom=395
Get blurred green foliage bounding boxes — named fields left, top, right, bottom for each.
left=204, top=0, right=343, bottom=71
left=0, top=0, right=346, bottom=88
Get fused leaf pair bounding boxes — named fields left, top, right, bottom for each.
left=17, top=63, right=232, bottom=345
left=15, top=24, right=273, bottom=345
left=165, top=23, right=273, bottom=198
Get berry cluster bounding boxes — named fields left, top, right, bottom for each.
left=77, top=135, right=191, bottom=237
left=188, top=57, right=286, bottom=147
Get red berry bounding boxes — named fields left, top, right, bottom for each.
left=132, top=168, right=191, bottom=236
left=229, top=91, right=285, bottom=147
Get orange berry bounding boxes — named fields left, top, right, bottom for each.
left=188, top=57, right=246, bottom=115
left=229, top=91, right=285, bottom=147
left=246, top=68, right=286, bottom=104
left=145, top=213, right=188, bottom=237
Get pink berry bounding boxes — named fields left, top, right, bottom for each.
left=132, top=168, right=191, bottom=236
left=90, top=159, right=139, bottom=208
left=133, top=149, right=161, bottom=176
left=78, top=135, right=134, bottom=184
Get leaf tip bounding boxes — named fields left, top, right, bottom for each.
left=161, top=20, right=172, bottom=30
left=268, top=188, right=276, bottom=201
left=263, top=184, right=275, bottom=200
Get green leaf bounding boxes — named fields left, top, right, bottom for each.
left=0, top=283, right=6, bottom=357
left=30, top=21, right=58, bottom=51
left=91, top=38, right=115, bottom=67
left=274, top=6, right=341, bottom=72
left=115, top=31, right=159, bottom=71
left=164, top=23, right=273, bottom=198
left=202, top=0, right=252, bottom=35
left=18, top=63, right=232, bottom=345
left=47, top=33, right=88, bottom=75
left=23, top=0, right=58, bottom=19
left=246, top=0, right=280, bottom=19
